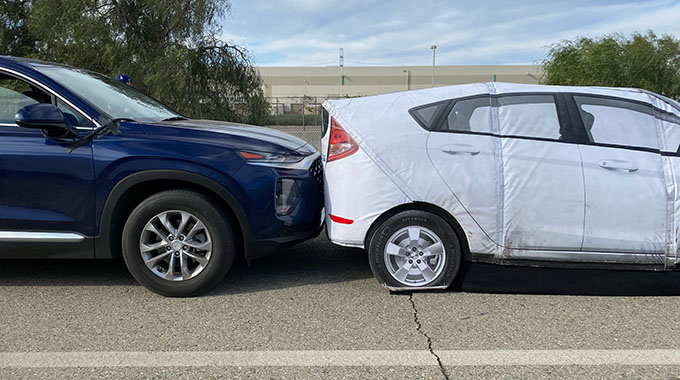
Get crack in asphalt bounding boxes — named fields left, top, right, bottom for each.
left=408, top=294, right=450, bottom=380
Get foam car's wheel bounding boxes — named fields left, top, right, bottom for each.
left=122, top=190, right=235, bottom=297
left=368, top=210, right=461, bottom=289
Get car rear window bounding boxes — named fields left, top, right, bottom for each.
left=409, top=100, right=448, bottom=130
left=441, top=96, right=492, bottom=133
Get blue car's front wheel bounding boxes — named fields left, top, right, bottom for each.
left=122, top=190, right=235, bottom=296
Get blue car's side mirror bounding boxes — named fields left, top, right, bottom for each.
left=15, top=103, right=77, bottom=139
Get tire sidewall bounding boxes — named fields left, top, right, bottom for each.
left=122, top=191, right=235, bottom=297
left=368, top=210, right=461, bottom=289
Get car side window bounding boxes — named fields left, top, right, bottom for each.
left=409, top=101, right=447, bottom=130
left=0, top=74, right=52, bottom=124
left=656, top=117, right=680, bottom=153
left=441, top=96, right=492, bottom=133
left=574, top=96, right=658, bottom=150
left=498, top=95, right=561, bottom=140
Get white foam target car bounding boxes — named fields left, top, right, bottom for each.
left=321, top=82, right=680, bottom=290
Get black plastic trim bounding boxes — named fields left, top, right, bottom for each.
left=0, top=237, right=93, bottom=259
left=95, top=170, right=252, bottom=259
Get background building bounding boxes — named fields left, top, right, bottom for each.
left=258, top=65, right=542, bottom=147
left=258, top=65, right=541, bottom=115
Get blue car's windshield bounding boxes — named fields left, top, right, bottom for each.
left=33, top=64, right=182, bottom=121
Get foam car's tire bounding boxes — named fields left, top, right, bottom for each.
left=368, top=210, right=461, bottom=290
left=122, top=190, right=235, bottom=297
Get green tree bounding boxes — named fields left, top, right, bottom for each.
left=0, top=1, right=34, bottom=57
left=0, top=0, right=268, bottom=124
left=542, top=31, right=680, bottom=99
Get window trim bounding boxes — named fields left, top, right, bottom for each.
left=0, top=67, right=98, bottom=130
left=410, top=91, right=680, bottom=155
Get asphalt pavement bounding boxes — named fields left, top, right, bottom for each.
left=1, top=235, right=680, bottom=379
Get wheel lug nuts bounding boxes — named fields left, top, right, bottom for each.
left=419, top=252, right=423, bottom=256
left=168, top=236, right=174, bottom=241
left=174, top=251, right=180, bottom=257
left=408, top=259, right=413, bottom=264
left=179, top=236, right=184, bottom=241
left=165, top=246, right=171, bottom=251
left=183, top=246, right=188, bottom=250
left=412, top=247, right=417, bottom=251
left=417, top=259, right=421, bottom=264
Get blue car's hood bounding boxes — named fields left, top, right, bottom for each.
left=145, top=119, right=312, bottom=153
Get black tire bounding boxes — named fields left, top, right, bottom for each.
left=122, top=190, right=235, bottom=297
left=368, top=210, right=461, bottom=290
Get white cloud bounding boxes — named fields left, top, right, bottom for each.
left=223, top=0, right=680, bottom=66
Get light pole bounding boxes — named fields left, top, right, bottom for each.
left=430, top=45, right=437, bottom=88
left=302, top=80, right=309, bottom=129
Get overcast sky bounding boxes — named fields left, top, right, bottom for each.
left=223, top=0, right=680, bottom=67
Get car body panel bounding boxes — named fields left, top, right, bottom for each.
left=0, top=126, right=95, bottom=233
left=323, top=82, right=680, bottom=270
left=579, top=145, right=666, bottom=253
left=322, top=83, right=499, bottom=255
left=0, top=56, right=322, bottom=260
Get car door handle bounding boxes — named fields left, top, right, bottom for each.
left=441, top=144, right=480, bottom=156
left=598, top=159, right=638, bottom=173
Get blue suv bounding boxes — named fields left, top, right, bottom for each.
left=0, top=56, right=324, bottom=296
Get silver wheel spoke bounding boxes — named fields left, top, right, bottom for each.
left=408, top=227, right=421, bottom=245
left=158, top=212, right=176, bottom=236
left=393, top=260, right=413, bottom=282
left=185, top=239, right=212, bottom=251
left=164, top=254, right=176, bottom=280
left=185, top=220, right=206, bottom=241
left=422, top=241, right=444, bottom=257
left=184, top=251, right=209, bottom=266
left=176, top=212, right=191, bottom=237
left=417, top=261, right=437, bottom=282
left=145, top=223, right=169, bottom=243
left=141, top=241, right=168, bottom=253
left=144, top=251, right=171, bottom=269
left=385, top=243, right=405, bottom=256
left=179, top=252, right=191, bottom=280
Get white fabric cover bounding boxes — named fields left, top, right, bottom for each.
left=322, top=82, right=680, bottom=269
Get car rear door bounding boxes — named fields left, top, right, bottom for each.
left=570, top=95, right=666, bottom=254
left=496, top=93, right=586, bottom=252
left=0, top=70, right=95, bottom=257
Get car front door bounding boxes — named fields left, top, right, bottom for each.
left=0, top=70, right=96, bottom=257
left=571, top=95, right=666, bottom=254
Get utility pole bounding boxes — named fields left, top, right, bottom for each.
left=430, top=45, right=437, bottom=88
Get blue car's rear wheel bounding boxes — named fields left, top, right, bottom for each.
left=122, top=190, right=235, bottom=296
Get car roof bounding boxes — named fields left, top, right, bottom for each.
left=0, top=55, right=74, bottom=71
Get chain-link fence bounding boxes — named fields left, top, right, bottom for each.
left=265, top=96, right=343, bottom=151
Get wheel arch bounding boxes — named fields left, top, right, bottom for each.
left=364, top=202, right=471, bottom=260
left=95, top=170, right=251, bottom=259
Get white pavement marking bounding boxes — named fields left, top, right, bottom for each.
left=1, top=350, right=680, bottom=368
